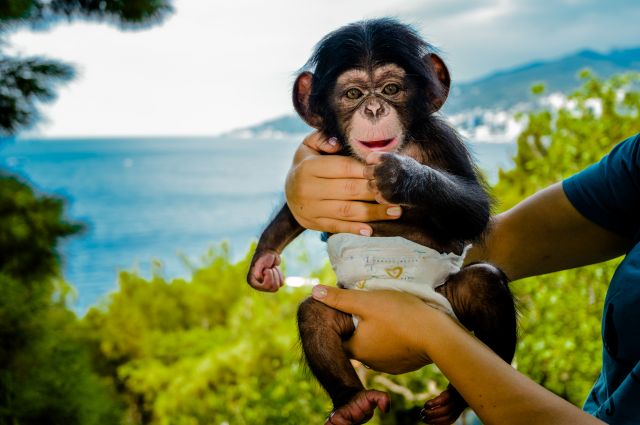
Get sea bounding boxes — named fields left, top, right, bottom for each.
left=1, top=136, right=516, bottom=312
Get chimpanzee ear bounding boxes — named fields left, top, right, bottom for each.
left=423, top=53, right=451, bottom=112
left=293, top=72, right=322, bottom=128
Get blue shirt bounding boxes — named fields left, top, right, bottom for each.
left=563, top=133, right=640, bottom=424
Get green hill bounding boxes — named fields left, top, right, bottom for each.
left=445, top=47, right=640, bottom=112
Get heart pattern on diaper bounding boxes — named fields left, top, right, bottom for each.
left=385, top=266, right=404, bottom=279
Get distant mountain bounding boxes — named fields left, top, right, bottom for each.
left=227, top=46, right=640, bottom=138
left=445, top=47, right=640, bottom=113
left=222, top=115, right=312, bottom=139
left=239, top=115, right=311, bottom=137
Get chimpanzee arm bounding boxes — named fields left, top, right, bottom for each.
left=256, top=203, right=305, bottom=254
left=370, top=153, right=490, bottom=241
left=247, top=203, right=305, bottom=291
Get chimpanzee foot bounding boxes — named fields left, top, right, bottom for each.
left=325, top=390, right=390, bottom=425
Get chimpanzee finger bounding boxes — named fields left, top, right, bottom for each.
left=366, top=176, right=377, bottom=192
left=276, top=267, right=285, bottom=287
left=250, top=276, right=275, bottom=293
left=375, top=193, right=392, bottom=205
left=424, top=390, right=451, bottom=409
left=363, top=164, right=376, bottom=180
left=260, top=269, right=273, bottom=291
left=268, top=268, right=281, bottom=290
left=420, top=404, right=456, bottom=424
left=262, top=269, right=280, bottom=292
left=365, top=151, right=386, bottom=165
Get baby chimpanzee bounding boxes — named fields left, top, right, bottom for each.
left=247, top=19, right=517, bottom=425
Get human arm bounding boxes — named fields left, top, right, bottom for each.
left=311, top=285, right=605, bottom=425
left=466, top=182, right=632, bottom=281
left=284, top=132, right=402, bottom=236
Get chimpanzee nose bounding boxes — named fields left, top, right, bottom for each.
left=364, top=99, right=386, bottom=118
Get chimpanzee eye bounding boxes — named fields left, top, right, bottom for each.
left=345, top=88, right=363, bottom=100
left=382, top=84, right=400, bottom=95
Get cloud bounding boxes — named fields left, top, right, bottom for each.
left=401, top=0, right=640, bottom=80
left=6, top=0, right=640, bottom=137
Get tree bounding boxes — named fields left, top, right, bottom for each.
left=0, top=1, right=174, bottom=423
left=495, top=70, right=640, bottom=404
left=83, top=244, right=329, bottom=424
left=0, top=173, right=123, bottom=424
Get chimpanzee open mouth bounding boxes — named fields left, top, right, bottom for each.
left=358, top=137, right=398, bottom=151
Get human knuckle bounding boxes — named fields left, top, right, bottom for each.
left=338, top=202, right=353, bottom=218
left=343, top=180, right=359, bottom=196
left=340, top=159, right=355, bottom=177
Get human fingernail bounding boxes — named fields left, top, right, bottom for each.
left=359, top=228, right=372, bottom=236
left=327, top=137, right=338, bottom=146
left=312, top=285, right=328, bottom=299
left=387, top=206, right=402, bottom=217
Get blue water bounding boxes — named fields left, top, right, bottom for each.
left=1, top=136, right=515, bottom=311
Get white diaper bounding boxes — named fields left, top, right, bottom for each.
left=327, top=233, right=470, bottom=323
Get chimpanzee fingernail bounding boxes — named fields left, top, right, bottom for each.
left=312, top=285, right=328, bottom=299
left=327, top=137, right=338, bottom=146
left=359, top=228, right=372, bottom=236
left=386, top=206, right=402, bottom=217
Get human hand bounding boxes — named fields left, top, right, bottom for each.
left=285, top=132, right=402, bottom=236
left=311, top=285, right=437, bottom=374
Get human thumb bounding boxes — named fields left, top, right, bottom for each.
left=312, top=285, right=364, bottom=316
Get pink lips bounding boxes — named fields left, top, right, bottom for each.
left=357, top=137, right=399, bottom=152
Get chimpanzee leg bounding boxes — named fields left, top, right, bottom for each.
left=424, top=263, right=517, bottom=424
left=297, top=297, right=389, bottom=424
left=437, top=262, right=517, bottom=364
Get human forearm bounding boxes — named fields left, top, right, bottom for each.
left=313, top=286, right=604, bottom=424
left=417, top=306, right=604, bottom=425
left=467, top=183, right=630, bottom=280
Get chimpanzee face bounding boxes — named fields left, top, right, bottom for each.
left=331, top=64, right=411, bottom=160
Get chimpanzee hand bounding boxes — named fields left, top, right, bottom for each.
left=364, top=152, right=428, bottom=206
left=247, top=249, right=284, bottom=292
left=420, top=386, right=467, bottom=425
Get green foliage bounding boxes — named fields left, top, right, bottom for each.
left=0, top=0, right=173, bottom=31
left=0, top=173, right=81, bottom=282
left=0, top=175, right=120, bottom=425
left=0, top=57, right=75, bottom=135
left=83, top=243, right=329, bottom=424
left=495, top=70, right=640, bottom=404
left=0, top=173, right=81, bottom=365
left=0, top=2, right=175, bottom=423
left=496, top=70, right=640, bottom=209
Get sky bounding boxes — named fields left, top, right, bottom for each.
left=7, top=0, right=640, bottom=137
